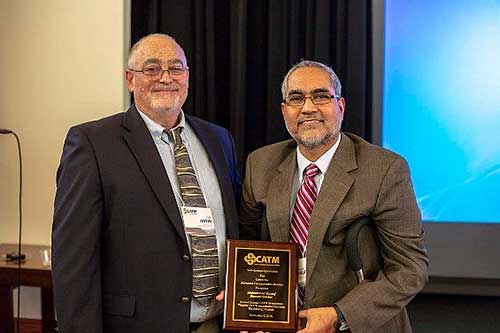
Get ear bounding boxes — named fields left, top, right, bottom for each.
left=125, top=70, right=135, bottom=92
left=281, top=102, right=286, bottom=115
left=337, top=97, right=346, bottom=118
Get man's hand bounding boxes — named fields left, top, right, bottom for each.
left=216, top=290, right=225, bottom=302
left=297, top=306, right=338, bottom=333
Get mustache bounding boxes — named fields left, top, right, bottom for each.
left=297, top=116, right=324, bottom=124
left=151, top=84, right=179, bottom=91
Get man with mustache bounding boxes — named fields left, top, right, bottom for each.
left=52, top=34, right=240, bottom=333
left=240, top=61, right=428, bottom=332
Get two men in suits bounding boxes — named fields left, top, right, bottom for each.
left=240, top=61, right=429, bottom=332
left=52, top=34, right=239, bottom=333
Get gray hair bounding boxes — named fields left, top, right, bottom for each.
left=127, top=33, right=179, bottom=68
left=281, top=60, right=342, bottom=99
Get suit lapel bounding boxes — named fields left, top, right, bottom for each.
left=121, top=106, right=187, bottom=245
left=266, top=143, right=297, bottom=242
left=306, top=133, right=357, bottom=282
left=185, top=116, right=239, bottom=239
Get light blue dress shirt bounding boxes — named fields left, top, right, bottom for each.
left=137, top=108, right=227, bottom=323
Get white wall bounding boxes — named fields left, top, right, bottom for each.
left=0, top=0, right=130, bottom=319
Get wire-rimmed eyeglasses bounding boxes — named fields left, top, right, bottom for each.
left=284, top=93, right=340, bottom=106
left=127, top=64, right=189, bottom=79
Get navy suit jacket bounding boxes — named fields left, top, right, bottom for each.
left=52, top=105, right=240, bottom=333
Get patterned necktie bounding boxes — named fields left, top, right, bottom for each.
left=164, top=127, right=219, bottom=306
left=290, top=164, right=321, bottom=309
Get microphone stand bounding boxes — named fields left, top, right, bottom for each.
left=1, top=129, right=23, bottom=333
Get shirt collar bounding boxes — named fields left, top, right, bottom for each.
left=136, top=105, right=186, bottom=143
left=296, top=134, right=342, bottom=181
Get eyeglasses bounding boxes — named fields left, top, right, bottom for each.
left=284, top=93, right=340, bottom=106
left=127, top=64, right=189, bottom=79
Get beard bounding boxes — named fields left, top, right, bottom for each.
left=287, top=119, right=342, bottom=149
left=135, top=81, right=187, bottom=115
left=148, top=94, right=182, bottom=114
left=297, top=129, right=337, bottom=148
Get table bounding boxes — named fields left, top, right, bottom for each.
left=0, top=243, right=56, bottom=333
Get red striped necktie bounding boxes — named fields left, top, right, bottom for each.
left=290, top=163, right=321, bottom=308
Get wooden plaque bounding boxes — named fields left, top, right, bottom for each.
left=224, top=240, right=297, bottom=332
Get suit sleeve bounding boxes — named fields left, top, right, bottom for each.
left=52, top=126, right=103, bottom=333
left=337, top=157, right=429, bottom=332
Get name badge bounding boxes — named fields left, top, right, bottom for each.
left=298, top=257, right=307, bottom=287
left=181, top=206, right=215, bottom=234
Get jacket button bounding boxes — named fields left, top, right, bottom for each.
left=181, top=296, right=190, bottom=303
left=183, top=255, right=191, bottom=262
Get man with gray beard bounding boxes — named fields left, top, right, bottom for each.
left=239, top=60, right=428, bottom=333
left=52, top=34, right=240, bottom=333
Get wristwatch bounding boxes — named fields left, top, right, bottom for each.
left=332, top=304, right=350, bottom=331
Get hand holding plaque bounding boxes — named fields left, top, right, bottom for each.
left=223, top=240, right=298, bottom=332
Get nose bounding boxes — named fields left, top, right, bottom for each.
left=301, top=96, right=318, bottom=113
left=159, top=69, right=174, bottom=83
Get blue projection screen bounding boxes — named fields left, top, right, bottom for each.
left=382, top=0, right=500, bottom=223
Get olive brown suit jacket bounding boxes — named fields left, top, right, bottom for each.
left=240, top=132, right=428, bottom=333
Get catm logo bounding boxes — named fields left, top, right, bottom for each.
left=244, top=252, right=280, bottom=265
